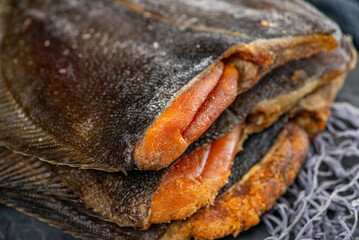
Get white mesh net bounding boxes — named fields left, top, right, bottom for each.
left=263, top=102, right=359, bottom=240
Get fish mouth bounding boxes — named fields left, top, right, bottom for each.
left=150, top=123, right=242, bottom=224
left=133, top=34, right=338, bottom=171
left=133, top=62, right=239, bottom=170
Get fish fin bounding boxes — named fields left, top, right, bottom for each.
left=0, top=148, right=163, bottom=227
left=0, top=74, right=99, bottom=168
left=0, top=189, right=167, bottom=240
left=0, top=148, right=168, bottom=239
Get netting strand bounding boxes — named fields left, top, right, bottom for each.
left=263, top=102, right=359, bottom=240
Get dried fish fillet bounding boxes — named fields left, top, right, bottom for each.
left=0, top=49, right=353, bottom=237
left=163, top=73, right=346, bottom=240
left=0, top=0, right=342, bottom=171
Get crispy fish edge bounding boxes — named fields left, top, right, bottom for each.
left=160, top=74, right=346, bottom=240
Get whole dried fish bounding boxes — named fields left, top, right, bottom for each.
left=0, top=0, right=342, bottom=171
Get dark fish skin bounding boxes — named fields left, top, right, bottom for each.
left=0, top=39, right=354, bottom=229
left=0, top=150, right=165, bottom=228
left=0, top=118, right=285, bottom=240
left=218, top=116, right=285, bottom=195
left=0, top=0, right=340, bottom=171
left=185, top=37, right=356, bottom=154
left=0, top=190, right=168, bottom=240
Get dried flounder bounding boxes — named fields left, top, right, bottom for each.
left=0, top=0, right=358, bottom=239
left=0, top=0, right=342, bottom=171
left=0, top=35, right=355, bottom=227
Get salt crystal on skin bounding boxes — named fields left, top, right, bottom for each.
left=44, top=40, right=50, bottom=47
left=153, top=42, right=159, bottom=49
left=82, top=33, right=91, bottom=40
left=59, top=68, right=67, bottom=74
left=62, top=49, right=70, bottom=56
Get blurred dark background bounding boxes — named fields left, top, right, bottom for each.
left=307, top=0, right=359, bottom=49
left=1, top=0, right=358, bottom=239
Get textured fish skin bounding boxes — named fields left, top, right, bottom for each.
left=124, top=0, right=336, bottom=39
left=0, top=190, right=168, bottom=240
left=0, top=148, right=165, bottom=228
left=219, top=116, right=285, bottom=195
left=0, top=40, right=354, bottom=229
left=0, top=0, right=340, bottom=171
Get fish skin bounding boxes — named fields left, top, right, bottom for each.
left=0, top=190, right=168, bottom=240
left=122, top=0, right=340, bottom=40
left=0, top=0, right=340, bottom=171
left=0, top=146, right=165, bottom=228
left=219, top=115, right=285, bottom=195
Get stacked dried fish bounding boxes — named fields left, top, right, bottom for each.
left=0, top=0, right=357, bottom=239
